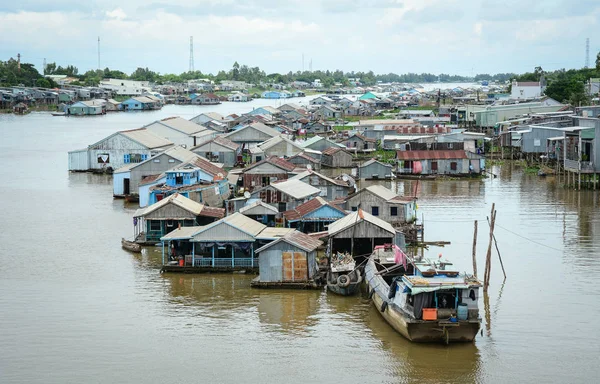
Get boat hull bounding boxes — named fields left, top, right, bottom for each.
left=326, top=269, right=362, bottom=296
left=121, top=238, right=141, bottom=253
left=365, top=258, right=479, bottom=343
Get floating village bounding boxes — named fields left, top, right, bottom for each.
left=24, top=74, right=593, bottom=344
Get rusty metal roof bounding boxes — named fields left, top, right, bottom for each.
left=255, top=230, right=323, bottom=253
left=186, top=156, right=226, bottom=177
left=243, top=156, right=296, bottom=173
left=322, top=146, right=350, bottom=156
left=395, top=150, right=469, bottom=160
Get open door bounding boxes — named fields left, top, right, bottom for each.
left=123, top=178, right=130, bottom=195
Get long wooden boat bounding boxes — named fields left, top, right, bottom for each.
left=326, top=268, right=362, bottom=296
left=121, top=238, right=141, bottom=253
left=365, top=245, right=481, bottom=343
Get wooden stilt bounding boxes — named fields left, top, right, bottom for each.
left=472, top=220, right=478, bottom=277
left=487, top=216, right=506, bottom=281
left=484, top=204, right=496, bottom=292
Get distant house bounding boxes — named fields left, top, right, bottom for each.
left=191, top=136, right=240, bottom=167
left=304, top=121, right=331, bottom=134
left=309, top=96, right=334, bottom=106
left=119, top=96, right=161, bottom=111
left=395, top=150, right=485, bottom=176
left=262, top=91, right=284, bottom=99
left=192, top=93, right=221, bottom=105
left=301, top=136, right=345, bottom=152
left=133, top=193, right=224, bottom=242
left=278, top=103, right=302, bottom=112
left=239, top=200, right=279, bottom=225
left=250, top=179, right=321, bottom=212
left=344, top=185, right=417, bottom=226
left=224, top=123, right=281, bottom=147
left=66, top=100, right=105, bottom=115
left=283, top=197, right=347, bottom=233
left=68, top=128, right=173, bottom=172
left=287, top=152, right=321, bottom=171
left=510, top=81, right=545, bottom=100
left=358, top=159, right=393, bottom=179
left=113, top=146, right=198, bottom=197
left=250, top=136, right=304, bottom=162
left=241, top=156, right=297, bottom=192
left=248, top=106, right=281, bottom=116
left=314, top=105, right=341, bottom=119
left=289, top=169, right=354, bottom=200
left=321, top=147, right=354, bottom=168
left=144, top=116, right=215, bottom=148
left=339, top=134, right=377, bottom=152
left=359, top=92, right=379, bottom=101
left=190, top=112, right=225, bottom=125
left=227, top=93, right=249, bottom=102
left=254, top=231, right=322, bottom=286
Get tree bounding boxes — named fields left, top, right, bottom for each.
left=231, top=61, right=240, bottom=80
left=36, top=78, right=50, bottom=88
left=596, top=52, right=600, bottom=71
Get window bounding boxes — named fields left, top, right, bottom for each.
left=431, top=161, right=438, bottom=172
left=351, top=206, right=358, bottom=211
left=175, top=174, right=184, bottom=184
left=390, top=207, right=398, bottom=216
left=149, top=221, right=161, bottom=231
left=97, top=153, right=110, bottom=164
left=450, top=162, right=457, bottom=171
left=372, top=206, right=379, bottom=216
left=124, top=154, right=130, bottom=164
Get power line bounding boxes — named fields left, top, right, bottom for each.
left=494, top=223, right=563, bottom=252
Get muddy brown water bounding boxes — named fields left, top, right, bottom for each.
left=1, top=106, right=599, bottom=383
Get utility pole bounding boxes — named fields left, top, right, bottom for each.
left=189, top=36, right=195, bottom=72
left=17, top=53, right=21, bottom=72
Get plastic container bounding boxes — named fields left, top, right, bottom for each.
left=457, top=303, right=468, bottom=320
left=422, top=308, right=437, bottom=321
left=178, top=258, right=184, bottom=267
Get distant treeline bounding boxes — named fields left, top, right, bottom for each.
left=2, top=55, right=599, bottom=105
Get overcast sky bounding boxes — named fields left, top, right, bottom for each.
left=1, top=0, right=599, bottom=76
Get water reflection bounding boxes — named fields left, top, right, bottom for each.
left=257, top=290, right=320, bottom=335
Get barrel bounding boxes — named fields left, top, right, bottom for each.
left=457, top=303, right=468, bottom=320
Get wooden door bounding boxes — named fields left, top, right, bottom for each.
left=293, top=252, right=308, bottom=281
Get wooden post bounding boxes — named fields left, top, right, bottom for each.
left=483, top=203, right=496, bottom=292
left=472, top=220, right=478, bottom=277
left=487, top=216, right=507, bottom=281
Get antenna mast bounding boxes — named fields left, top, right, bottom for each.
left=189, top=36, right=195, bottom=72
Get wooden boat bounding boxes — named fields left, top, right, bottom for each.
left=51, top=112, right=66, bottom=116
left=121, top=238, right=141, bottom=253
left=326, top=251, right=362, bottom=296
left=365, top=244, right=481, bottom=343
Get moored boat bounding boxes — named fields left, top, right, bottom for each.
left=121, top=238, right=141, bottom=253
left=326, top=251, right=362, bottom=296
left=365, top=244, right=481, bottom=343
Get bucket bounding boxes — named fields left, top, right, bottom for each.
left=178, top=259, right=184, bottom=267
left=457, top=303, right=468, bottom=320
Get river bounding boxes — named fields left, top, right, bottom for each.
left=0, top=103, right=599, bottom=383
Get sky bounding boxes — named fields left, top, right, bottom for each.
left=1, top=0, right=599, bottom=76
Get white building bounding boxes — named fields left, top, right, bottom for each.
left=511, top=81, right=544, bottom=100
left=99, top=78, right=152, bottom=96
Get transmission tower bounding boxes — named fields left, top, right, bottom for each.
left=189, top=36, right=195, bottom=72
left=97, top=36, right=101, bottom=71
left=585, top=38, right=590, bottom=68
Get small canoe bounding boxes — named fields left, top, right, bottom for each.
left=121, top=238, right=141, bottom=253
left=51, top=112, right=66, bottom=116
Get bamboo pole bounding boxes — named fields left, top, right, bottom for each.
left=487, top=216, right=506, bottom=281
left=483, top=203, right=496, bottom=292
left=472, top=220, right=478, bottom=277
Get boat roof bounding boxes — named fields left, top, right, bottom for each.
left=402, top=275, right=481, bottom=295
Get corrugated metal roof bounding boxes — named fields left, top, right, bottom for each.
left=184, top=156, right=225, bottom=177
left=290, top=169, right=350, bottom=187
left=239, top=201, right=279, bottom=215
left=322, top=146, right=349, bottom=155
left=134, top=193, right=224, bottom=218
left=243, top=156, right=296, bottom=173
left=199, top=135, right=239, bottom=151
left=360, top=159, right=392, bottom=168
left=258, top=135, right=303, bottom=151
left=160, top=226, right=204, bottom=240
left=119, top=128, right=173, bottom=149
left=223, top=212, right=266, bottom=236
left=139, top=174, right=164, bottom=186
left=154, top=116, right=205, bottom=135
left=255, top=230, right=323, bottom=253
left=327, top=209, right=396, bottom=237
left=395, top=150, right=469, bottom=160
left=256, top=227, right=295, bottom=240
left=270, top=179, right=321, bottom=199
left=283, top=196, right=347, bottom=221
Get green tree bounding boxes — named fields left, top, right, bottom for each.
left=36, top=78, right=50, bottom=88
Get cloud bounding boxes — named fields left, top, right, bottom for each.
left=105, top=8, right=126, bottom=20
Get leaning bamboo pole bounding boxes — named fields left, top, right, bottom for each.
left=484, top=204, right=496, bottom=292
left=472, top=220, right=478, bottom=277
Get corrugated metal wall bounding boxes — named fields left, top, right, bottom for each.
left=258, top=241, right=316, bottom=282
left=68, top=149, right=89, bottom=171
